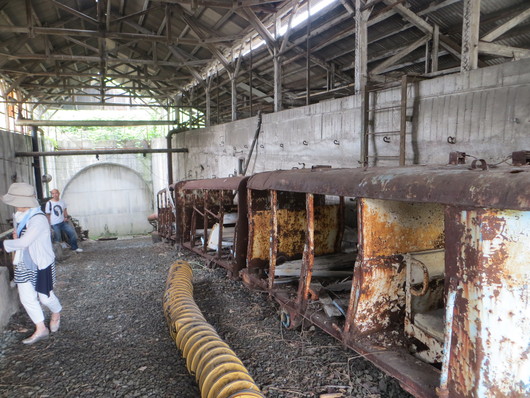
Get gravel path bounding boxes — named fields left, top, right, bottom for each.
left=0, top=236, right=412, bottom=398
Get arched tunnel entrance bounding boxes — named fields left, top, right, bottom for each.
left=62, top=163, right=153, bottom=238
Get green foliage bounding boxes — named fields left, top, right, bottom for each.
left=55, top=124, right=166, bottom=143
left=42, top=108, right=171, bottom=144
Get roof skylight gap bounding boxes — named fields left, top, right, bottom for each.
left=191, top=0, right=338, bottom=90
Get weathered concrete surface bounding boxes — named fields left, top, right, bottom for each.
left=62, top=163, right=153, bottom=238
left=0, top=268, right=18, bottom=332
left=173, top=58, right=530, bottom=181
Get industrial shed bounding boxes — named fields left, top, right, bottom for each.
left=0, top=0, right=529, bottom=397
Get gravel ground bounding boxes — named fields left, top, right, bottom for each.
left=0, top=236, right=412, bottom=398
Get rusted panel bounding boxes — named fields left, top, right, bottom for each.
left=180, top=176, right=247, bottom=190
left=250, top=210, right=272, bottom=261
left=361, top=199, right=444, bottom=257
left=347, top=199, right=445, bottom=336
left=249, top=206, right=340, bottom=262
left=350, top=256, right=406, bottom=335
left=246, top=166, right=530, bottom=210
left=445, top=208, right=530, bottom=397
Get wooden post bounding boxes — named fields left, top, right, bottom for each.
left=461, top=0, right=481, bottom=71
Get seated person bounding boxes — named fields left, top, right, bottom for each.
left=45, top=189, right=83, bottom=253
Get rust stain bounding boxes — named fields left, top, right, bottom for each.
left=250, top=210, right=271, bottom=260
left=361, top=199, right=444, bottom=258
left=352, top=257, right=406, bottom=335
left=250, top=206, right=340, bottom=261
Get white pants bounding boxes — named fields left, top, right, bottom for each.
left=18, top=282, right=62, bottom=325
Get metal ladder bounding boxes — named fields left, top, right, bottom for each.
left=361, top=75, right=412, bottom=167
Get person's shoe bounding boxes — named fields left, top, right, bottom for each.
left=22, top=329, right=49, bottom=345
left=50, top=317, right=61, bottom=333
left=74, top=248, right=83, bottom=253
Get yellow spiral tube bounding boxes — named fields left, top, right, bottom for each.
left=163, top=260, right=265, bottom=398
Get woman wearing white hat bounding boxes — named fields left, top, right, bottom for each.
left=1, top=182, right=62, bottom=344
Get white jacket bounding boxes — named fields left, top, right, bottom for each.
left=4, top=212, right=55, bottom=270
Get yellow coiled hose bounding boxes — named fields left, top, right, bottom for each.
left=163, top=260, right=265, bottom=398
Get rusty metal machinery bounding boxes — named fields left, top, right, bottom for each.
left=163, top=260, right=264, bottom=398
left=175, top=177, right=249, bottom=280
left=162, top=152, right=530, bottom=398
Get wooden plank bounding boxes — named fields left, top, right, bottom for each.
left=274, top=252, right=356, bottom=277
left=481, top=6, right=530, bottom=42
left=478, top=41, right=530, bottom=59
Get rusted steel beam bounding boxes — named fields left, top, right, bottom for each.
left=203, top=190, right=209, bottom=253
left=268, top=190, right=278, bottom=292
left=294, top=193, right=315, bottom=323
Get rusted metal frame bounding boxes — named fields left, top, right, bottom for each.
left=268, top=189, right=279, bottom=292
left=343, top=199, right=364, bottom=339
left=276, top=295, right=343, bottom=338
left=203, top=207, right=221, bottom=220
left=269, top=278, right=439, bottom=398
left=334, top=196, right=345, bottom=253
left=202, top=190, right=209, bottom=253
left=189, top=209, right=197, bottom=248
left=293, top=193, right=315, bottom=324
left=245, top=188, right=256, bottom=276
left=216, top=190, right=225, bottom=259
left=399, top=74, right=407, bottom=166
left=235, top=183, right=249, bottom=279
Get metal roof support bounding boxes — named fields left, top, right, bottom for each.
left=356, top=0, right=370, bottom=167
left=354, top=0, right=369, bottom=94
left=231, top=75, right=237, bottom=121
left=431, top=24, right=439, bottom=73
left=461, top=0, right=481, bottom=72
left=305, top=1, right=311, bottom=106
left=273, top=47, right=282, bottom=113
left=205, top=77, right=212, bottom=127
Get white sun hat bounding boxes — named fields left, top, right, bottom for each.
left=2, top=182, right=39, bottom=208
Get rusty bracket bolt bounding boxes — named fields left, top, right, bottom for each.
left=471, top=159, right=488, bottom=170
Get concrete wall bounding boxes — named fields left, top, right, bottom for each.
left=0, top=267, right=18, bottom=331
left=43, top=139, right=156, bottom=237
left=0, top=130, right=33, bottom=331
left=62, top=163, right=153, bottom=238
left=0, top=131, right=34, bottom=229
left=172, top=58, right=530, bottom=181
left=44, top=139, right=154, bottom=196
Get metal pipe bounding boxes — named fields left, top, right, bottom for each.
left=15, top=148, right=188, bottom=157
left=31, top=125, right=43, bottom=200
left=241, top=111, right=262, bottom=176
left=163, top=260, right=264, bottom=398
left=16, top=119, right=177, bottom=127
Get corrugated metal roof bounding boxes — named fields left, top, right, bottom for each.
left=0, top=0, right=528, bottom=121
